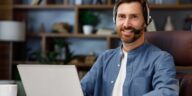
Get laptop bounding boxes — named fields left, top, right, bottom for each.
left=17, top=64, right=84, bottom=96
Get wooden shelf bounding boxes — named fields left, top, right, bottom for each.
left=149, top=4, right=192, bottom=9
left=13, top=5, right=74, bottom=9
left=27, top=32, right=119, bottom=38
left=77, top=5, right=113, bottom=9
left=13, top=61, right=39, bottom=64
left=13, top=4, right=192, bottom=10
left=45, top=33, right=118, bottom=38
left=27, top=32, right=43, bottom=37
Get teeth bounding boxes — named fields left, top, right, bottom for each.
left=123, top=30, right=131, bottom=33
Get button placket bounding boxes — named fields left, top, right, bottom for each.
left=117, top=64, right=120, bottom=67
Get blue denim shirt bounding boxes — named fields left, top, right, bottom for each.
left=81, top=42, right=179, bottom=96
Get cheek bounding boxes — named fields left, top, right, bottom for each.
left=133, top=21, right=145, bottom=29
left=138, top=19, right=145, bottom=27
left=115, top=24, right=122, bottom=36
left=115, top=21, right=123, bottom=30
left=140, top=22, right=146, bottom=29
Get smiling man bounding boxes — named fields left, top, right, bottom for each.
left=81, top=0, right=179, bottom=96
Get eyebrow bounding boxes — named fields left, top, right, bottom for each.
left=117, top=12, right=141, bottom=16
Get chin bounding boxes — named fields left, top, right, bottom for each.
left=122, top=33, right=143, bottom=44
left=122, top=39, right=134, bottom=44
left=121, top=37, right=134, bottom=43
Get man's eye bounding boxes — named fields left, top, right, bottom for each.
left=131, top=15, right=138, bottom=19
left=118, top=15, right=125, bottom=18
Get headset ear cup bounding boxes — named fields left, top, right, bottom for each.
left=113, top=6, right=116, bottom=24
left=113, top=16, right=116, bottom=24
left=145, top=2, right=152, bottom=25
left=148, top=16, right=152, bottom=25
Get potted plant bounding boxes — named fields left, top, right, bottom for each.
left=32, top=39, right=76, bottom=64
left=80, top=11, right=99, bottom=35
left=54, top=39, right=77, bottom=64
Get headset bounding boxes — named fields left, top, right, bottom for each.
left=113, top=0, right=152, bottom=26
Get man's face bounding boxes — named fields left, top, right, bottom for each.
left=115, top=2, right=145, bottom=44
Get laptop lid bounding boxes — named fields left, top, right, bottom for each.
left=17, top=64, right=84, bottom=96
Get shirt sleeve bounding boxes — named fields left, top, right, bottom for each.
left=143, top=52, right=179, bottom=96
left=80, top=54, right=103, bottom=96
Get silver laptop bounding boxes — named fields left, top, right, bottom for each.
left=17, top=64, right=84, bottom=96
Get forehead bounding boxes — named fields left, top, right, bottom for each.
left=117, top=2, right=143, bottom=15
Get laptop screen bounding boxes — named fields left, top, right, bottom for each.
left=17, top=64, right=84, bottom=96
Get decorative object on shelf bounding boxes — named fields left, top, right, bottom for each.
left=96, top=28, right=114, bottom=35
left=113, top=0, right=120, bottom=3
left=80, top=11, right=100, bottom=35
left=183, top=15, right=192, bottom=31
left=148, top=0, right=163, bottom=4
left=93, top=0, right=106, bottom=4
left=148, top=0, right=153, bottom=4
left=83, top=0, right=104, bottom=4
left=85, top=52, right=96, bottom=65
left=54, top=0, right=64, bottom=4
left=155, top=0, right=163, bottom=4
left=39, top=23, right=45, bottom=33
left=101, top=0, right=107, bottom=4
left=83, top=25, right=94, bottom=35
left=32, top=50, right=58, bottom=64
left=147, top=19, right=156, bottom=32
left=75, top=0, right=82, bottom=5
left=54, top=39, right=77, bottom=64
left=82, top=0, right=92, bottom=4
left=31, top=0, right=43, bottom=5
left=164, top=16, right=174, bottom=31
left=32, top=39, right=77, bottom=64
left=51, top=22, right=71, bottom=33
left=149, top=0, right=176, bottom=4
left=0, top=21, right=25, bottom=79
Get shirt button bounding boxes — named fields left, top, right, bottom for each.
left=117, top=64, right=120, bottom=67
left=111, top=81, right=114, bottom=84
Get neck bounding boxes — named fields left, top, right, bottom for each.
left=122, top=34, right=145, bottom=52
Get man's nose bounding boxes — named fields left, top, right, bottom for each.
left=123, top=18, right=131, bottom=28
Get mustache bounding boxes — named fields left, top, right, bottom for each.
left=122, top=26, right=141, bottom=35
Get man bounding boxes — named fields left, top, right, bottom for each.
left=81, top=0, right=179, bottom=96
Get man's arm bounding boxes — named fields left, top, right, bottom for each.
left=80, top=54, right=103, bottom=96
left=143, top=52, right=179, bottom=96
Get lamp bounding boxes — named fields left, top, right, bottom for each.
left=0, top=21, right=25, bottom=79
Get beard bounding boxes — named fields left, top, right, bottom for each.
left=117, top=26, right=143, bottom=44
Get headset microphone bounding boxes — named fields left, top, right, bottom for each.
left=132, top=29, right=141, bottom=35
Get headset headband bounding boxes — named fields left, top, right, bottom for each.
left=113, top=0, right=152, bottom=25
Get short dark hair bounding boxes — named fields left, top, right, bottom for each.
left=113, top=0, right=151, bottom=25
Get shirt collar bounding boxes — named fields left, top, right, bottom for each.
left=118, top=41, right=148, bottom=55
